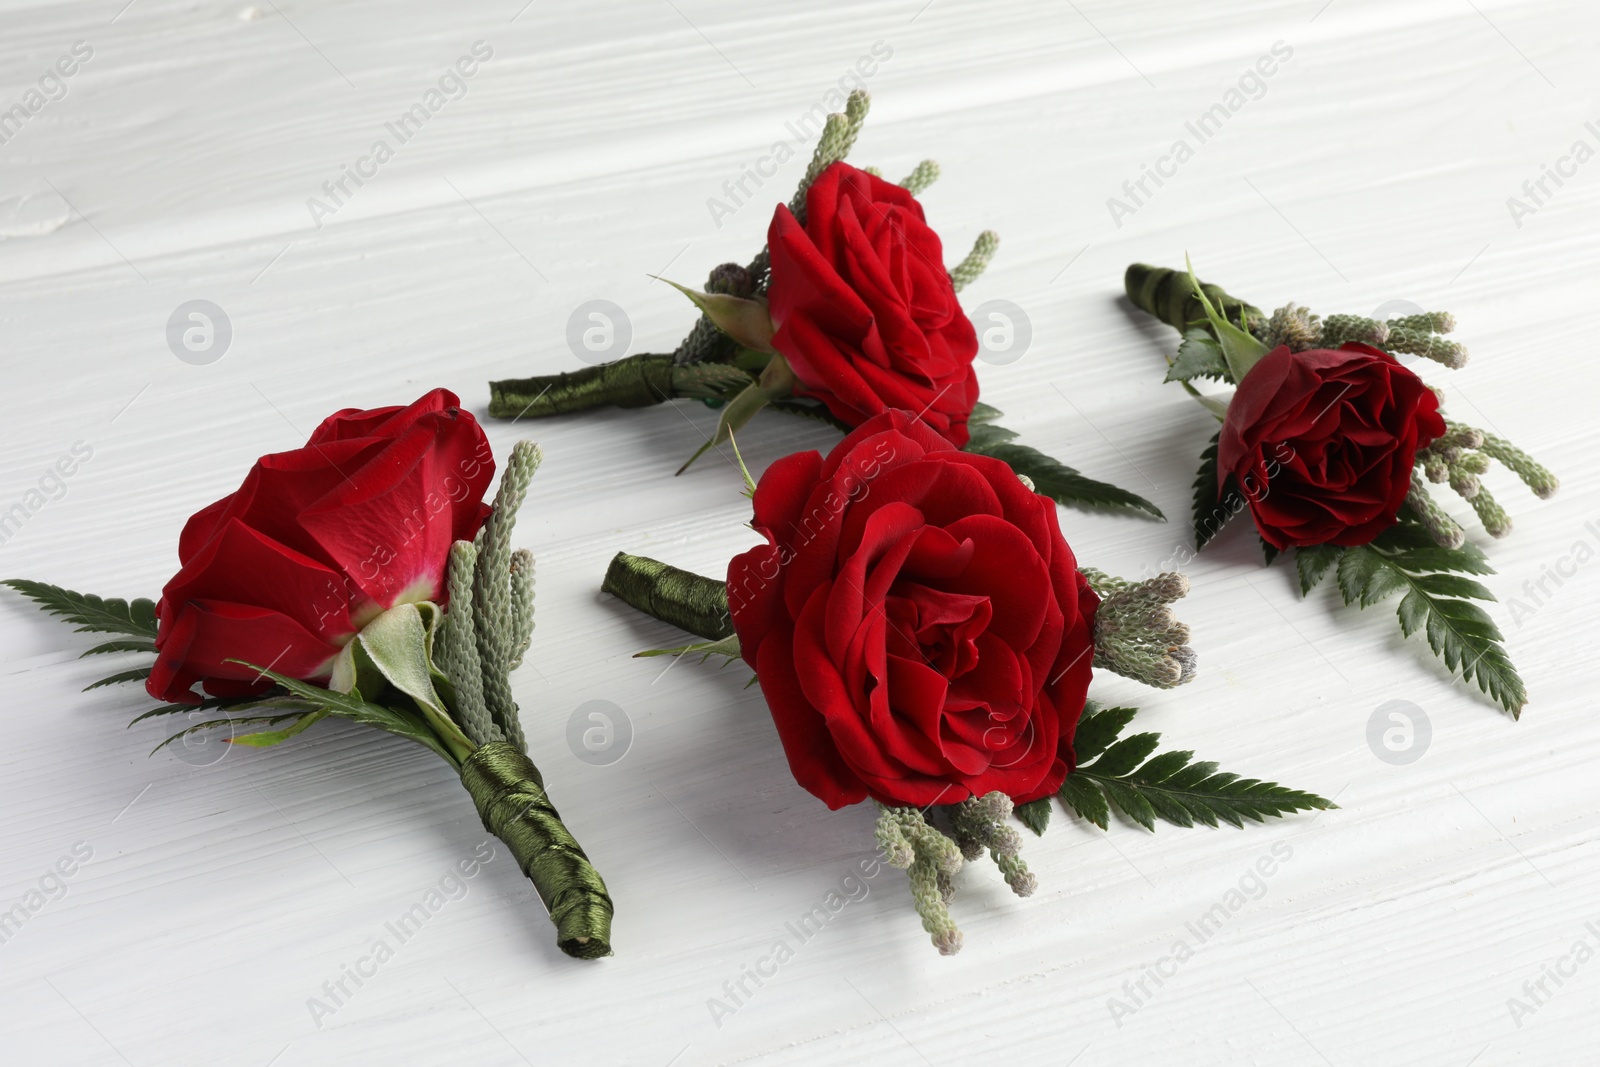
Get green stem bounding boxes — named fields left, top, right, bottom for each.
left=429, top=711, right=478, bottom=765
left=601, top=552, right=732, bottom=641
left=460, top=741, right=614, bottom=959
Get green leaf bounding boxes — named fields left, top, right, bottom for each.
left=1084, top=732, right=1163, bottom=777
left=962, top=421, right=1020, bottom=451
left=654, top=277, right=776, bottom=353
left=1295, top=544, right=1344, bottom=594
left=128, top=693, right=264, bottom=727
left=324, top=604, right=474, bottom=761
left=227, top=664, right=462, bottom=765
left=339, top=604, right=444, bottom=711
left=1015, top=797, right=1051, bottom=836
left=1179, top=379, right=1231, bottom=421
left=968, top=401, right=1004, bottom=425
left=3, top=579, right=157, bottom=638
left=1413, top=573, right=1496, bottom=602
left=635, top=632, right=743, bottom=667
left=1380, top=521, right=1494, bottom=573
left=1069, top=703, right=1137, bottom=763
left=964, top=438, right=1164, bottom=519
left=153, top=712, right=308, bottom=755
left=226, top=709, right=330, bottom=747
left=1165, top=329, right=1233, bottom=384
left=80, top=638, right=157, bottom=657
left=1057, top=772, right=1110, bottom=830
left=1186, top=256, right=1271, bottom=381
left=678, top=355, right=796, bottom=476
left=1260, top=537, right=1280, bottom=566
left=84, top=667, right=151, bottom=691
left=1191, top=431, right=1238, bottom=551
left=1060, top=704, right=1335, bottom=831
left=767, top=397, right=853, bottom=433
left=1336, top=546, right=1407, bottom=607
left=1392, top=542, right=1494, bottom=576
left=1095, top=777, right=1160, bottom=831
left=1331, top=521, right=1525, bottom=717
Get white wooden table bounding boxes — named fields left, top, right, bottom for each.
left=0, top=1, right=1593, bottom=1063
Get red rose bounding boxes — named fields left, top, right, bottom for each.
left=725, top=410, right=1098, bottom=810
left=1219, top=343, right=1446, bottom=549
left=149, top=389, right=495, bottom=704
left=766, top=162, right=981, bottom=447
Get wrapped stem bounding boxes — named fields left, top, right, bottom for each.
left=488, top=356, right=750, bottom=420
left=460, top=741, right=613, bottom=959
left=1125, top=263, right=1262, bottom=334
left=602, top=553, right=732, bottom=641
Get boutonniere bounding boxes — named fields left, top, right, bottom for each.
left=5, top=390, right=615, bottom=958
left=601, top=411, right=1331, bottom=953
left=1126, top=262, right=1558, bottom=717
left=487, top=89, right=1161, bottom=519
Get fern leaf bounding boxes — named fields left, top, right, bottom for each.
left=1338, top=522, right=1525, bottom=716
left=1015, top=797, right=1051, bottom=836
left=153, top=712, right=310, bottom=754
left=1336, top=546, right=1408, bottom=606
left=1057, top=772, right=1110, bottom=830
left=968, top=401, right=1004, bottom=425
left=225, top=709, right=331, bottom=747
left=965, top=437, right=1164, bottom=519
left=1060, top=704, right=1335, bottom=831
left=1191, top=431, right=1238, bottom=550
left=1069, top=703, right=1137, bottom=763
left=3, top=579, right=157, bottom=638
left=1295, top=544, right=1344, bottom=594
left=242, top=666, right=459, bottom=763
left=84, top=667, right=152, bottom=691
left=1086, top=732, right=1163, bottom=777
left=128, top=693, right=268, bottom=727
left=962, top=422, right=1020, bottom=451
left=80, top=639, right=158, bottom=657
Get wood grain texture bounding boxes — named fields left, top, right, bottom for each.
left=0, top=0, right=1594, bottom=1063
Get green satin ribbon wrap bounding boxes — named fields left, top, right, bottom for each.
left=1125, top=263, right=1261, bottom=335
left=489, top=355, right=679, bottom=419
left=488, top=355, right=752, bottom=420
left=602, top=552, right=732, bottom=641
left=460, top=741, right=614, bottom=960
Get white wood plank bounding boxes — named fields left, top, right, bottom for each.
left=0, top=1, right=1595, bottom=1063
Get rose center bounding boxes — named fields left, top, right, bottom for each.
left=884, top=581, right=991, bottom=681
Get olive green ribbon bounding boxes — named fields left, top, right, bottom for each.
left=459, top=741, right=614, bottom=960
left=488, top=355, right=752, bottom=420
left=1125, top=263, right=1261, bottom=335
left=489, top=354, right=678, bottom=419
left=602, top=552, right=732, bottom=641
